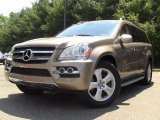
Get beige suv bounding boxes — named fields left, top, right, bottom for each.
left=5, top=19, right=153, bottom=107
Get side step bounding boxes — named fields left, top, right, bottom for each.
left=121, top=76, right=144, bottom=87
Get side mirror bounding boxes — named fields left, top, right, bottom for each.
left=120, top=34, right=133, bottom=43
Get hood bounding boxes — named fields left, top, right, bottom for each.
left=14, top=36, right=113, bottom=49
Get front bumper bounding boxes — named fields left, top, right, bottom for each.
left=5, top=58, right=94, bottom=90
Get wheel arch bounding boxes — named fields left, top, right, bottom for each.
left=145, top=50, right=154, bottom=69
left=94, top=52, right=117, bottom=69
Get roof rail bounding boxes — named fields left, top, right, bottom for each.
left=120, top=16, right=126, bottom=20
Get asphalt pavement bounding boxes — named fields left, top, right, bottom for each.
left=0, top=65, right=160, bottom=120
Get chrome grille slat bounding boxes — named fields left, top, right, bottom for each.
left=13, top=51, right=53, bottom=54
left=13, top=51, right=24, bottom=53
left=30, top=57, right=50, bottom=60
left=13, top=47, right=55, bottom=64
left=13, top=56, right=22, bottom=59
left=13, top=56, right=50, bottom=60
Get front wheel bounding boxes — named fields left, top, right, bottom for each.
left=16, top=84, right=44, bottom=95
left=87, top=61, right=121, bottom=107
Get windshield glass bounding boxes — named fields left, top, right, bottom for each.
left=56, top=21, right=118, bottom=37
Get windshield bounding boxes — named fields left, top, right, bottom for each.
left=56, top=21, right=118, bottom=37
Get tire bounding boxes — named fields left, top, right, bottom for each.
left=141, top=61, right=152, bottom=85
left=86, top=61, right=121, bottom=107
left=16, top=84, right=44, bottom=95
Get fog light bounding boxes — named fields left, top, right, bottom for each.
left=67, top=67, right=74, bottom=74
left=58, top=67, right=65, bottom=74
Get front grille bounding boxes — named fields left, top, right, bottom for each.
left=11, top=67, right=51, bottom=77
left=13, top=47, right=55, bottom=64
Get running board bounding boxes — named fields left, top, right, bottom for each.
left=121, top=76, right=144, bottom=87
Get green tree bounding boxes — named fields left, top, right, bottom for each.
left=0, top=15, right=8, bottom=25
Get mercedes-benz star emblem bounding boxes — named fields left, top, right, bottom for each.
left=22, top=49, right=32, bottom=61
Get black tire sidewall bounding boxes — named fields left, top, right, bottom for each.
left=144, top=61, right=152, bottom=84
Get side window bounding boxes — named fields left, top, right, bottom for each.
left=120, top=24, right=129, bottom=35
left=139, top=31, right=149, bottom=43
left=145, top=34, right=150, bottom=43
left=142, top=32, right=150, bottom=43
left=128, top=25, right=149, bottom=43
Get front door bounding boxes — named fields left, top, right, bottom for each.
left=114, top=24, right=136, bottom=79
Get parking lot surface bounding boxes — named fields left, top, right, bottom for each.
left=0, top=65, right=160, bottom=120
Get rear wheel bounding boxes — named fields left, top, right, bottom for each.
left=87, top=61, right=121, bottom=107
left=141, top=61, right=152, bottom=85
left=16, top=84, right=44, bottom=95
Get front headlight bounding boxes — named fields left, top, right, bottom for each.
left=58, top=43, right=92, bottom=60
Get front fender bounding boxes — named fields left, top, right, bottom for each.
left=88, top=45, right=116, bottom=79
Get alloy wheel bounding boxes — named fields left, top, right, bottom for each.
left=88, top=68, right=116, bottom=102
